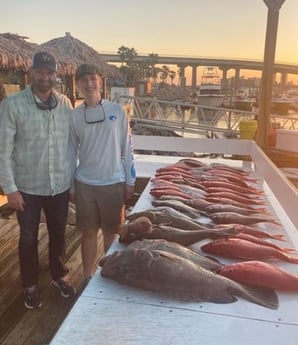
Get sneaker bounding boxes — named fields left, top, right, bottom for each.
left=53, top=277, right=76, bottom=298
left=24, top=286, right=42, bottom=309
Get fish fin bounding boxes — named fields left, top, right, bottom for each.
left=271, top=234, right=285, bottom=241
left=155, top=250, right=181, bottom=261
left=98, top=254, right=113, bottom=267
left=283, top=248, right=297, bottom=253
left=287, top=255, right=298, bottom=264
left=209, top=295, right=238, bottom=304
left=203, top=255, right=224, bottom=265
left=177, top=293, right=238, bottom=304
left=159, top=221, right=173, bottom=227
left=238, top=284, right=279, bottom=310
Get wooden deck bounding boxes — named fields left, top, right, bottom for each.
left=267, top=147, right=298, bottom=168
left=0, top=178, right=148, bottom=345
left=0, top=216, right=100, bottom=345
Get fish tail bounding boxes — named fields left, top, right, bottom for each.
left=283, top=248, right=297, bottom=253
left=287, top=255, right=298, bottom=264
left=272, top=220, right=282, bottom=226
left=236, top=284, right=279, bottom=310
left=270, top=234, right=285, bottom=241
left=253, top=208, right=273, bottom=216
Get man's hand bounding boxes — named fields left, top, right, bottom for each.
left=7, top=191, right=25, bottom=211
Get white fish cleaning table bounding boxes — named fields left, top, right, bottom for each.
left=50, top=138, right=298, bottom=345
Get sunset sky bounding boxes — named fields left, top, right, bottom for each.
left=1, top=0, right=297, bottom=82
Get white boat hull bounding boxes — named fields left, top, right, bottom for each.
left=195, top=94, right=225, bottom=122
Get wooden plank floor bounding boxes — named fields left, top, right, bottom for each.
left=267, top=148, right=298, bottom=168
left=0, top=178, right=148, bottom=345
left=0, top=212, right=104, bottom=345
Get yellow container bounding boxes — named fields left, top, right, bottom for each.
left=239, top=120, right=257, bottom=140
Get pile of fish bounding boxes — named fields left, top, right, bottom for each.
left=100, top=158, right=298, bottom=309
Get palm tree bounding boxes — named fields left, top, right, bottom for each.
left=126, top=47, right=138, bottom=66
left=117, top=46, right=138, bottom=85
left=169, top=70, right=177, bottom=85
left=160, top=65, right=170, bottom=84
left=138, top=60, right=151, bottom=80
left=147, top=53, right=159, bottom=83
left=117, top=46, right=129, bottom=67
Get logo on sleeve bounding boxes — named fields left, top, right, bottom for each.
left=109, top=115, right=117, bottom=121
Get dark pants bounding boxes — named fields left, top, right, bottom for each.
left=16, top=190, right=69, bottom=288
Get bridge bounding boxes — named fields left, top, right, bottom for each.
left=102, top=53, right=298, bottom=89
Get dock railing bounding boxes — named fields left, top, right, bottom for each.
left=120, top=95, right=298, bottom=138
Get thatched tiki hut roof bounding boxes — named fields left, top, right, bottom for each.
left=41, top=32, right=119, bottom=102
left=41, top=32, right=118, bottom=78
left=0, top=33, right=73, bottom=90
left=0, top=32, right=116, bottom=77
left=0, top=32, right=119, bottom=104
left=0, top=33, right=70, bottom=73
left=0, top=33, right=37, bottom=89
left=0, top=33, right=37, bottom=72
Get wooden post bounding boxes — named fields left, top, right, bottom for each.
left=19, top=71, right=28, bottom=90
left=256, top=0, right=286, bottom=150
left=191, top=65, right=197, bottom=89
left=65, top=74, right=76, bottom=107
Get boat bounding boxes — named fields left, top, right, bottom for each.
left=232, top=88, right=292, bottom=115
left=194, top=67, right=225, bottom=122
left=199, top=66, right=221, bottom=95
left=271, top=96, right=292, bottom=115
left=233, top=89, right=256, bottom=111
left=271, top=99, right=291, bottom=115
left=286, top=89, right=298, bottom=111
left=270, top=88, right=292, bottom=115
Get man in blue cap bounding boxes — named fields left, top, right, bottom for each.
left=0, top=51, right=76, bottom=309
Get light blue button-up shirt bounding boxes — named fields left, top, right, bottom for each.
left=0, top=87, right=73, bottom=196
